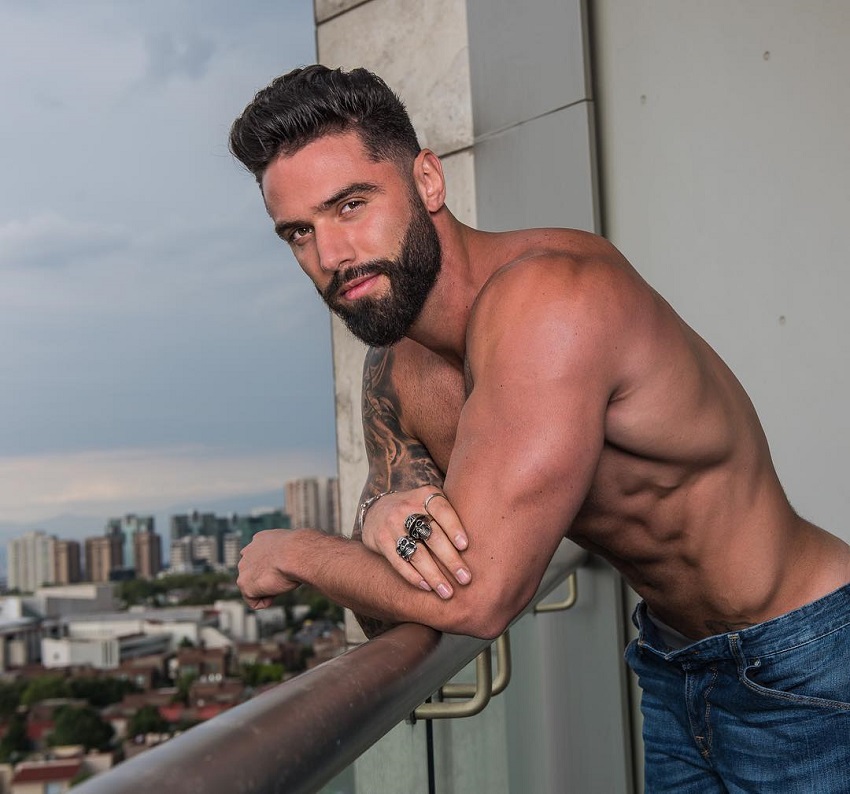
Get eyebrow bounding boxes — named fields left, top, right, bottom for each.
left=274, top=182, right=382, bottom=239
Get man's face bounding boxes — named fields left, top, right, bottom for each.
left=320, top=191, right=440, bottom=346
left=261, top=132, right=441, bottom=347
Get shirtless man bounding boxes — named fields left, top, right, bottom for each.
left=231, top=66, right=850, bottom=790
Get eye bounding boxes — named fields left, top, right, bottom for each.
left=340, top=199, right=364, bottom=215
left=288, top=226, right=312, bottom=244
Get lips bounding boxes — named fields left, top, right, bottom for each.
left=340, top=273, right=379, bottom=300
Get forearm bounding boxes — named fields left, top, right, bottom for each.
left=287, top=529, right=499, bottom=638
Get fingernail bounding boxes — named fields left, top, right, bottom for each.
left=419, top=580, right=431, bottom=591
left=456, top=568, right=471, bottom=585
left=455, top=534, right=468, bottom=550
left=437, top=584, right=452, bottom=599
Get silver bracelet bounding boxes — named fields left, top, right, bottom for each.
left=357, top=490, right=396, bottom=535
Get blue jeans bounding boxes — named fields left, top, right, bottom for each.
left=625, top=584, right=850, bottom=793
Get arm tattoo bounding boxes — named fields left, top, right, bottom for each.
left=352, top=346, right=445, bottom=638
left=360, top=346, right=444, bottom=497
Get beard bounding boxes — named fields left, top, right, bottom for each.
left=320, top=196, right=442, bottom=347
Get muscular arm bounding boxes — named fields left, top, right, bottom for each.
left=351, top=345, right=446, bottom=636
left=241, top=252, right=628, bottom=638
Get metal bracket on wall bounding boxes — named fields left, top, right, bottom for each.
left=441, top=631, right=512, bottom=699
left=413, top=639, right=493, bottom=720
left=534, top=571, right=578, bottom=613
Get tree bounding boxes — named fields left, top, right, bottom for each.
left=0, top=713, right=31, bottom=762
left=172, top=673, right=198, bottom=706
left=240, top=662, right=284, bottom=688
left=49, top=706, right=114, bottom=752
left=127, top=705, right=168, bottom=738
left=68, top=678, right=139, bottom=709
left=0, top=680, right=28, bottom=716
left=21, top=675, right=69, bottom=706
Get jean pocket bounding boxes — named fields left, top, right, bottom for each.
left=732, top=627, right=850, bottom=711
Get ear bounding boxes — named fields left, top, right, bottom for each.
left=412, top=149, right=446, bottom=212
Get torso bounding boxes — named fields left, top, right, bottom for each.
left=385, top=229, right=850, bottom=639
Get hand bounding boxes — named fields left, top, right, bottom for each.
left=237, top=529, right=301, bottom=609
left=361, top=487, right=470, bottom=599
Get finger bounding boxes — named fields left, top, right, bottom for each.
left=425, top=493, right=468, bottom=550
left=244, top=596, right=271, bottom=609
left=421, top=521, right=471, bottom=586
left=389, top=536, right=456, bottom=599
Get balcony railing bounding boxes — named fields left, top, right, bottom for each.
left=75, top=541, right=587, bottom=794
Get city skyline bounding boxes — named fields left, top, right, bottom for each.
left=1, top=474, right=341, bottom=580
left=0, top=2, right=337, bottom=527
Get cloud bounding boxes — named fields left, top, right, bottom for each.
left=0, top=213, right=129, bottom=270
left=0, top=0, right=331, bottom=512
left=143, top=31, right=216, bottom=85
left=0, top=445, right=337, bottom=524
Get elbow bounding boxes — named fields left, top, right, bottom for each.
left=442, top=582, right=532, bottom=640
left=465, top=615, right=511, bottom=641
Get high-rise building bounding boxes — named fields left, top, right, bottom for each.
left=7, top=531, right=56, bottom=593
left=222, top=532, right=241, bottom=569
left=285, top=477, right=340, bottom=533
left=169, top=536, right=195, bottom=573
left=106, top=514, right=154, bottom=572
left=170, top=511, right=228, bottom=561
left=54, top=540, right=82, bottom=585
left=133, top=529, right=162, bottom=579
left=192, top=535, right=218, bottom=567
left=170, top=511, right=218, bottom=542
left=231, top=509, right=290, bottom=549
left=84, top=535, right=122, bottom=583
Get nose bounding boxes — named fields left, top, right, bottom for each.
left=315, top=226, right=356, bottom=273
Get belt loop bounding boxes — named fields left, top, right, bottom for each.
left=727, top=633, right=745, bottom=670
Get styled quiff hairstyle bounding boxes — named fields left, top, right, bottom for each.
left=229, top=65, right=421, bottom=182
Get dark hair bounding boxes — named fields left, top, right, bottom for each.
left=229, top=65, right=421, bottom=182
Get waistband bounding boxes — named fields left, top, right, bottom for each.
left=633, top=581, right=850, bottom=664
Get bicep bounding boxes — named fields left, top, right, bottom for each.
left=445, top=368, right=605, bottom=568
left=442, top=287, right=615, bottom=612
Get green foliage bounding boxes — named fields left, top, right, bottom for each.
left=67, top=677, right=139, bottom=709
left=240, top=662, right=284, bottom=688
left=21, top=675, right=70, bottom=706
left=0, top=713, right=31, bottom=762
left=49, top=705, right=114, bottom=751
left=298, top=586, right=344, bottom=624
left=0, top=680, right=28, bottom=716
left=117, top=572, right=235, bottom=607
left=172, top=673, right=198, bottom=706
left=127, top=704, right=169, bottom=738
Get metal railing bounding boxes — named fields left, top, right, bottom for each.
left=76, top=541, right=587, bottom=794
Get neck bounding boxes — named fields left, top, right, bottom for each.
left=404, top=214, right=496, bottom=367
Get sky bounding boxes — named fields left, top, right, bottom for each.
left=0, top=0, right=338, bottom=536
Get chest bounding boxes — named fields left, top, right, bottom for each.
left=399, top=359, right=466, bottom=475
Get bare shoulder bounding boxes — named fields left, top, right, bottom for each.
left=472, top=230, right=651, bottom=323
left=465, top=229, right=654, bottom=384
